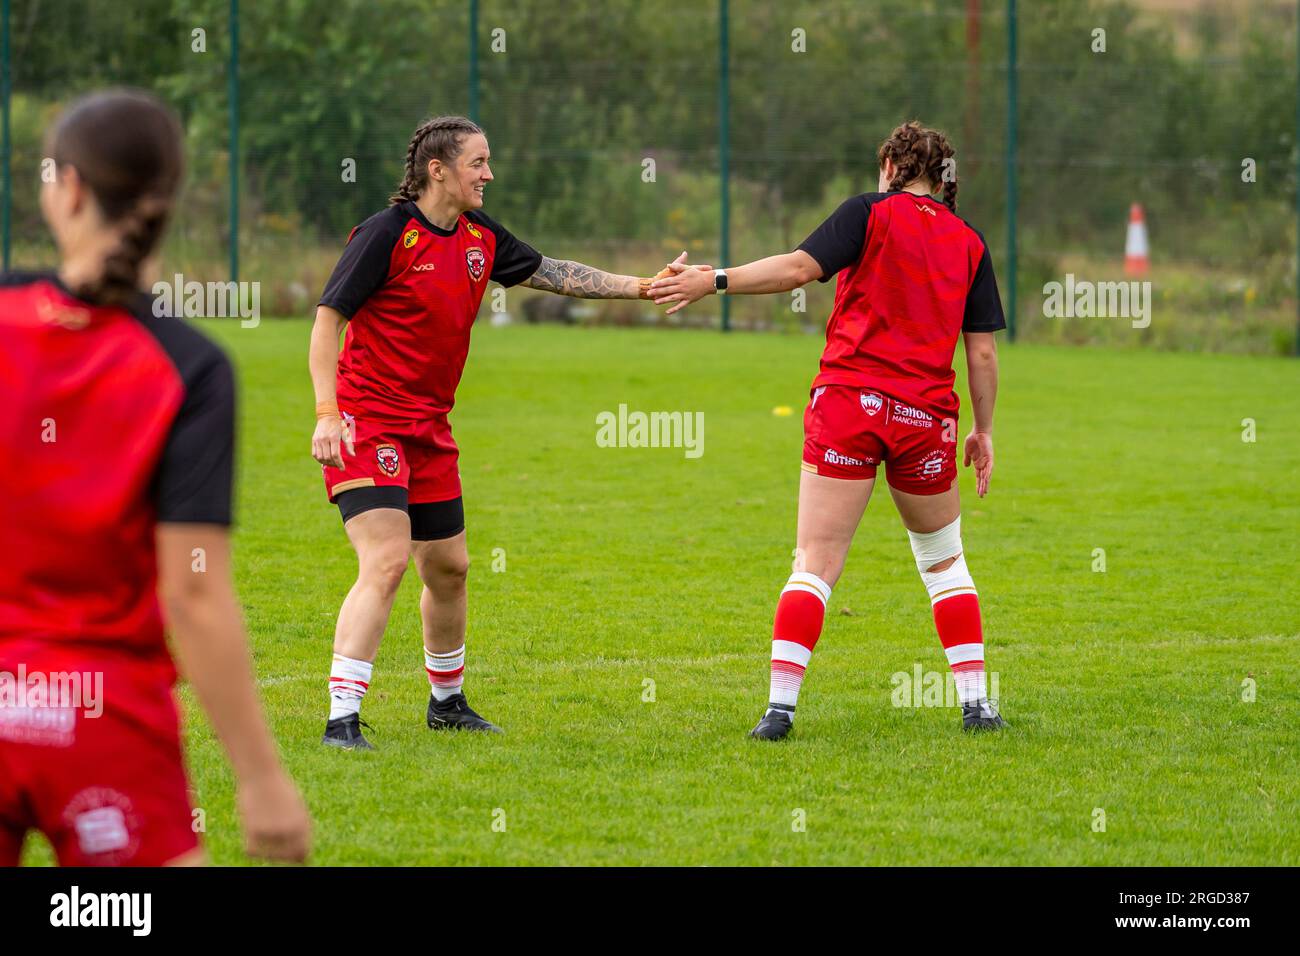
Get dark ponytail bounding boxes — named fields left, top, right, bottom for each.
left=96, top=195, right=173, bottom=305
left=876, top=120, right=959, bottom=213
left=47, top=89, right=183, bottom=305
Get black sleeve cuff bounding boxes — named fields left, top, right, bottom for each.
left=796, top=244, right=835, bottom=283
left=493, top=248, right=545, bottom=288
left=317, top=298, right=355, bottom=320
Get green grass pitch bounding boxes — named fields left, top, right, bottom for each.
left=25, top=320, right=1300, bottom=865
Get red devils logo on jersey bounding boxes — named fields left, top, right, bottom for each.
left=466, top=247, right=486, bottom=281
left=860, top=392, right=883, bottom=416
left=376, top=444, right=400, bottom=476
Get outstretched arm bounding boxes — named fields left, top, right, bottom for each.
left=650, top=196, right=873, bottom=315
left=519, top=257, right=641, bottom=299
left=520, top=252, right=685, bottom=300
left=649, top=251, right=823, bottom=315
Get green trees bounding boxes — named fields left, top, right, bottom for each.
left=5, top=0, right=1294, bottom=346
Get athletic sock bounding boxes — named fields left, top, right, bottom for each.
left=767, top=572, right=832, bottom=718
left=923, top=556, right=987, bottom=707
left=328, top=653, right=373, bottom=720
left=424, top=645, right=465, bottom=701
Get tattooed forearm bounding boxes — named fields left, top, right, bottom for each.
left=521, top=256, right=641, bottom=299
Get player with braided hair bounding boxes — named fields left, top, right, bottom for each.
left=310, top=115, right=679, bottom=748
left=0, top=89, right=310, bottom=864
left=878, top=119, right=960, bottom=213
left=650, top=121, right=1008, bottom=739
left=389, top=116, right=476, bottom=206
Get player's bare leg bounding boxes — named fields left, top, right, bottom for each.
left=752, top=471, right=875, bottom=740
left=413, top=532, right=468, bottom=655
left=888, top=481, right=960, bottom=535
left=412, top=532, right=500, bottom=733
left=323, top=506, right=411, bottom=749
left=890, top=483, right=1004, bottom=731
left=335, top=507, right=412, bottom=659
left=794, top=471, right=877, bottom=586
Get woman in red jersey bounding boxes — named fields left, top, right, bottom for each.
left=309, top=115, right=677, bottom=749
left=651, top=121, right=1007, bottom=739
left=0, top=90, right=309, bottom=864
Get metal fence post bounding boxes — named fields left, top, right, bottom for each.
left=469, top=0, right=479, bottom=124
left=719, top=0, right=730, bottom=332
left=229, top=0, right=239, bottom=283
left=1006, top=0, right=1018, bottom=342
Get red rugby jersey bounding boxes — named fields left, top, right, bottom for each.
left=798, top=191, right=1005, bottom=418
left=0, top=274, right=235, bottom=672
left=319, top=202, right=542, bottom=423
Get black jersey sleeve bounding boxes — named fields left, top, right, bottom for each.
left=133, top=303, right=237, bottom=525
left=318, top=211, right=402, bottom=319
left=797, top=194, right=877, bottom=283
left=156, top=348, right=236, bottom=524
left=963, top=235, right=1007, bottom=333
left=469, top=210, right=544, bottom=287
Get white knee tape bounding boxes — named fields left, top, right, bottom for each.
left=907, top=516, right=963, bottom=573
left=909, top=516, right=976, bottom=604
left=919, top=553, right=977, bottom=605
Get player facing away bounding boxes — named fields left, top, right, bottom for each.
left=0, top=90, right=310, bottom=864
left=651, top=121, right=1007, bottom=739
left=310, top=115, right=679, bottom=749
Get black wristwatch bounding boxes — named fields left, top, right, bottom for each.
left=714, top=269, right=728, bottom=295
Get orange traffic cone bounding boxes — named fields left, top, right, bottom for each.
left=1125, top=203, right=1149, bottom=276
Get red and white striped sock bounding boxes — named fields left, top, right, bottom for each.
left=923, top=558, right=986, bottom=706
left=328, top=653, right=372, bottom=720
left=424, top=645, right=465, bottom=701
left=768, top=571, right=831, bottom=718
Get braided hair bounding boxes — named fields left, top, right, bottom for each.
left=47, top=89, right=183, bottom=305
left=96, top=195, right=173, bottom=305
left=389, top=115, right=485, bottom=205
left=876, top=120, right=958, bottom=212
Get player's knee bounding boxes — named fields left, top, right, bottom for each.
left=419, top=549, right=469, bottom=590
left=792, top=547, right=842, bottom=589
left=907, top=516, right=975, bottom=598
left=924, top=554, right=959, bottom=574
left=907, top=515, right=962, bottom=572
left=362, top=547, right=410, bottom=595
left=437, top=553, right=470, bottom=585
